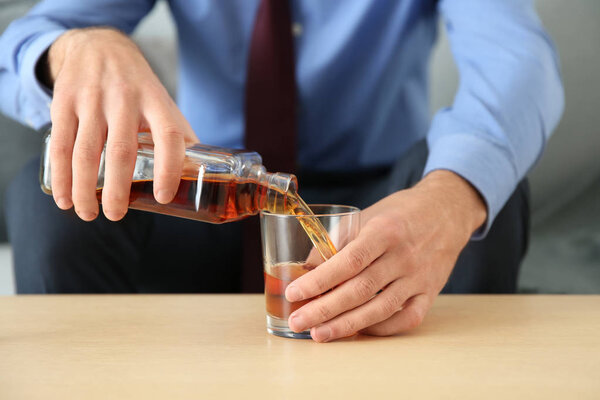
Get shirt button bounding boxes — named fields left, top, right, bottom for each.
left=292, top=22, right=303, bottom=37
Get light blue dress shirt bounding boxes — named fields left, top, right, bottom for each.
left=0, top=0, right=564, bottom=237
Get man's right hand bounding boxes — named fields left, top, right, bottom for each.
left=46, top=28, right=197, bottom=221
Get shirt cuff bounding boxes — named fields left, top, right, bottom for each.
left=423, top=133, right=518, bottom=240
left=19, top=29, right=66, bottom=130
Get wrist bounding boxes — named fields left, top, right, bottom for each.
left=417, top=170, right=487, bottom=237
left=46, top=29, right=77, bottom=84
left=47, top=27, right=137, bottom=84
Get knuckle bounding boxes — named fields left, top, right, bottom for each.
left=76, top=90, right=102, bottom=113
left=343, top=247, right=369, bottom=274
left=73, top=144, right=100, bottom=165
left=50, top=139, right=73, bottom=160
left=50, top=97, right=73, bottom=119
left=363, top=216, right=387, bottom=234
left=154, top=152, right=184, bottom=176
left=402, top=246, right=419, bottom=271
left=312, top=276, right=329, bottom=295
left=158, top=125, right=184, bottom=143
left=414, top=305, right=427, bottom=324
left=353, top=276, right=378, bottom=299
left=112, top=80, right=138, bottom=99
left=146, top=80, right=169, bottom=96
left=340, top=318, right=357, bottom=336
left=381, top=220, right=405, bottom=246
left=107, top=141, right=136, bottom=163
left=314, top=303, right=332, bottom=322
left=380, top=293, right=402, bottom=316
left=51, top=77, right=70, bottom=94
left=79, top=84, right=102, bottom=100
left=405, top=308, right=425, bottom=331
left=155, top=167, right=182, bottom=183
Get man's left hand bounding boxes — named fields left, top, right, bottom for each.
left=286, top=170, right=487, bottom=342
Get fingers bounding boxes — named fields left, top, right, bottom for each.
left=49, top=100, right=77, bottom=210
left=101, top=105, right=139, bottom=221
left=45, top=29, right=196, bottom=220
left=288, top=254, right=397, bottom=333
left=285, top=224, right=389, bottom=302
left=71, top=107, right=106, bottom=221
left=144, top=102, right=186, bottom=204
left=308, top=279, right=413, bottom=342
left=360, top=293, right=430, bottom=337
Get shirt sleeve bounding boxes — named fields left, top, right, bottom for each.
left=0, top=0, right=156, bottom=130
left=425, top=0, right=565, bottom=239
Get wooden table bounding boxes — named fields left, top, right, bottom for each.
left=1, top=295, right=599, bottom=399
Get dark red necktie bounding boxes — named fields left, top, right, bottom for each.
left=241, top=0, right=297, bottom=292
left=245, top=0, right=297, bottom=173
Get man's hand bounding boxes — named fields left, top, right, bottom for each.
left=46, top=28, right=197, bottom=221
left=286, top=170, right=487, bottom=342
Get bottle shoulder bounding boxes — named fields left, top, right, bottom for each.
left=136, top=133, right=263, bottom=176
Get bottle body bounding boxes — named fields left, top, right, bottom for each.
left=40, top=131, right=297, bottom=223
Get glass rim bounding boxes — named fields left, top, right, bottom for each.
left=260, top=204, right=360, bottom=219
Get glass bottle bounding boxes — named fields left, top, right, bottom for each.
left=39, top=130, right=299, bottom=223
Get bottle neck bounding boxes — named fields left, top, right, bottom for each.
left=249, top=165, right=298, bottom=214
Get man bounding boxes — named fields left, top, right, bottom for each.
left=0, top=0, right=563, bottom=342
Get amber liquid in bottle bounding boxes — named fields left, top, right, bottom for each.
left=104, top=175, right=266, bottom=223
left=97, top=175, right=338, bottom=260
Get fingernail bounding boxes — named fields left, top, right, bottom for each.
left=77, top=211, right=97, bottom=221
left=286, top=285, right=303, bottom=302
left=103, top=209, right=125, bottom=221
left=313, top=325, right=331, bottom=342
left=156, top=189, right=173, bottom=204
left=289, top=313, right=305, bottom=332
left=56, top=197, right=71, bottom=209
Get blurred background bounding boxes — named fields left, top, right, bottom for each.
left=1, top=1, right=598, bottom=295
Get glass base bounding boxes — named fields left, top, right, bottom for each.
left=266, top=315, right=312, bottom=339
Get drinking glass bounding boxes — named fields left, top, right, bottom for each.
left=260, top=204, right=360, bottom=339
